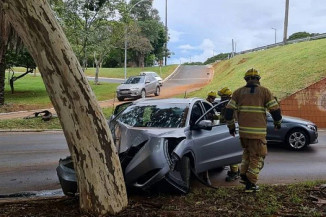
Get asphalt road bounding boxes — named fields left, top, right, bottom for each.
left=0, top=130, right=325, bottom=195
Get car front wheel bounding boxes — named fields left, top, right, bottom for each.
left=154, top=86, right=160, bottom=96
left=141, top=89, right=146, bottom=98
left=180, top=156, right=191, bottom=193
left=117, top=96, right=124, bottom=101
left=286, top=129, right=309, bottom=150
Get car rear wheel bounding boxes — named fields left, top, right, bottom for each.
left=141, top=89, right=146, bottom=98
left=286, top=129, right=309, bottom=150
left=154, top=86, right=160, bottom=96
left=117, top=96, right=124, bottom=101
left=180, top=156, right=191, bottom=193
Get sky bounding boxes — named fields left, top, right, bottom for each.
left=152, top=0, right=326, bottom=64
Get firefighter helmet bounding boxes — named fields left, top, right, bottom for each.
left=218, top=87, right=232, bottom=97
left=207, top=91, right=217, bottom=98
left=244, top=68, right=261, bottom=80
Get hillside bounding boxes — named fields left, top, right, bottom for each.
left=188, top=38, right=326, bottom=100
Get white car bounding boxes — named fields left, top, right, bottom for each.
left=140, top=71, right=163, bottom=86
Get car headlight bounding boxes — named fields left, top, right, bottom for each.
left=130, top=87, right=139, bottom=91
left=307, top=124, right=316, bottom=131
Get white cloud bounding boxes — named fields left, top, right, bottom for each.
left=153, top=0, right=326, bottom=64
left=178, top=44, right=196, bottom=50
left=169, top=29, right=183, bottom=43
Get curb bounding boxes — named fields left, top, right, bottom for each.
left=0, top=129, right=63, bottom=133
left=163, top=64, right=181, bottom=83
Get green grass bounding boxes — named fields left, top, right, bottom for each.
left=187, top=38, right=326, bottom=100
left=1, top=74, right=119, bottom=112
left=0, top=106, right=115, bottom=130
left=12, top=65, right=179, bottom=79
left=84, top=65, right=179, bottom=79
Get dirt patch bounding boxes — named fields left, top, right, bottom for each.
left=0, top=103, right=53, bottom=113
left=237, top=58, right=248, bottom=65
left=1, top=184, right=325, bottom=217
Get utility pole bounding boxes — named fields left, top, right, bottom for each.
left=283, top=0, right=289, bottom=44
left=164, top=0, right=168, bottom=66
left=231, top=39, right=234, bottom=57
left=272, top=28, right=277, bottom=44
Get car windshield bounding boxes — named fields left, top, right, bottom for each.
left=125, top=76, right=144, bottom=84
left=117, top=103, right=189, bottom=128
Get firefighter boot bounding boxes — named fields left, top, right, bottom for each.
left=245, top=182, right=260, bottom=193
left=240, top=174, right=250, bottom=185
left=225, top=170, right=240, bottom=182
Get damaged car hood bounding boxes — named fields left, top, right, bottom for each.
left=115, top=121, right=185, bottom=153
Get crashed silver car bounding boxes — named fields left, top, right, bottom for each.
left=57, top=98, right=242, bottom=195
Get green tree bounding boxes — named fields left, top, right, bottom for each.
left=288, top=31, right=319, bottom=40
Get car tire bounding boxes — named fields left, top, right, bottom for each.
left=141, top=89, right=146, bottom=98
left=180, top=156, right=191, bottom=193
left=286, top=129, right=309, bottom=150
left=117, top=96, right=124, bottom=101
left=154, top=86, right=160, bottom=96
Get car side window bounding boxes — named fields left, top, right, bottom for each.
left=202, top=101, right=219, bottom=126
left=190, top=102, right=204, bottom=126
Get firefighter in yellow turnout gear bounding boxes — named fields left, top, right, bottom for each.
left=225, top=68, right=282, bottom=192
left=216, top=87, right=240, bottom=182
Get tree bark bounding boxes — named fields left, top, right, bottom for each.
left=0, top=4, right=10, bottom=105
left=0, top=0, right=127, bottom=215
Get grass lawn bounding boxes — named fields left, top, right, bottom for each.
left=187, top=38, right=326, bottom=100
left=0, top=107, right=114, bottom=130
left=1, top=181, right=325, bottom=216
left=13, top=65, right=179, bottom=79
left=84, top=64, right=179, bottom=79
left=0, top=74, right=119, bottom=113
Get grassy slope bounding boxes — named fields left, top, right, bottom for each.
left=187, top=38, right=326, bottom=100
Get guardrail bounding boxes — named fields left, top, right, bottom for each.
left=235, top=33, right=326, bottom=55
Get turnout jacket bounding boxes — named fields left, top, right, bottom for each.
left=225, top=81, right=282, bottom=139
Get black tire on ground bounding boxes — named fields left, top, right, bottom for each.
left=141, top=89, right=146, bottom=98
left=286, top=129, right=309, bottom=150
left=117, top=96, right=124, bottom=101
left=154, top=86, right=160, bottom=96
left=180, top=156, right=191, bottom=193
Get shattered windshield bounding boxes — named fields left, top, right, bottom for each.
left=117, top=103, right=189, bottom=128
left=125, top=76, right=144, bottom=84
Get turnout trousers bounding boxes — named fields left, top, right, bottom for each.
left=240, top=138, right=267, bottom=184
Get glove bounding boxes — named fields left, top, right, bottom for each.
left=229, top=127, right=236, bottom=137
left=274, top=122, right=281, bottom=130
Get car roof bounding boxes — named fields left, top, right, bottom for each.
left=132, top=97, right=202, bottom=105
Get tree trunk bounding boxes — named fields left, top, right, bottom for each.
left=93, top=52, right=99, bottom=85
left=0, top=0, right=128, bottom=215
left=0, top=4, right=10, bottom=106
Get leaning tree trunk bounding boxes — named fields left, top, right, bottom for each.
left=0, top=5, right=10, bottom=106
left=0, top=0, right=127, bottom=215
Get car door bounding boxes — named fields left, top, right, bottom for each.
left=191, top=101, right=242, bottom=173
left=144, top=76, right=152, bottom=94
left=266, top=112, right=281, bottom=141
left=149, top=75, right=157, bottom=94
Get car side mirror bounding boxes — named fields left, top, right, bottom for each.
left=190, top=120, right=212, bottom=131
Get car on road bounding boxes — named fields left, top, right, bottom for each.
left=266, top=113, right=318, bottom=150
left=140, top=71, right=163, bottom=86
left=57, top=98, right=242, bottom=195
left=116, top=75, right=160, bottom=101
left=214, top=98, right=318, bottom=150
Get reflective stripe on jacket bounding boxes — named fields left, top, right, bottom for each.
left=226, top=83, right=280, bottom=139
